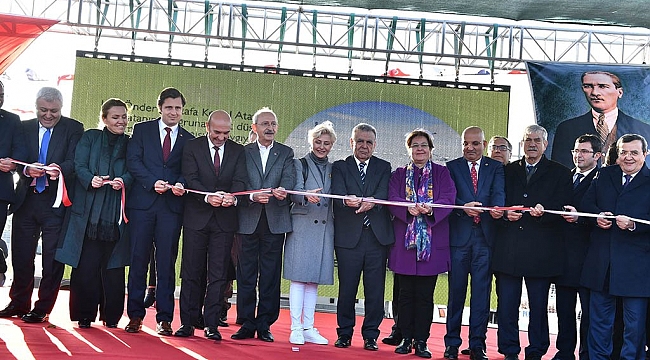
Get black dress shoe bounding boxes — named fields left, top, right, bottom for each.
left=415, top=340, right=432, bottom=358
left=0, top=304, right=28, bottom=318
left=156, top=321, right=173, bottom=336
left=125, top=317, right=143, bottom=333
left=504, top=354, right=519, bottom=360
left=103, top=321, right=117, bottom=328
left=143, top=288, right=156, bottom=308
left=462, top=348, right=472, bottom=355
left=174, top=324, right=194, bottom=337
left=231, top=327, right=255, bottom=340
left=204, top=327, right=222, bottom=340
left=334, top=334, right=352, bottom=348
left=382, top=330, right=403, bottom=346
left=364, top=338, right=379, bottom=351
left=22, top=311, right=48, bottom=323
left=78, top=318, right=92, bottom=328
left=217, top=318, right=229, bottom=327
left=395, top=338, right=413, bottom=354
left=257, top=329, right=274, bottom=342
left=445, top=346, right=459, bottom=359
left=470, top=348, right=489, bottom=360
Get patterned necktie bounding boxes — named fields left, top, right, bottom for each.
left=162, top=127, right=172, bottom=162
left=359, top=162, right=370, bottom=227
left=526, top=164, right=535, bottom=182
left=597, top=113, right=609, bottom=149
left=623, top=174, right=632, bottom=188
left=213, top=146, right=220, bottom=176
left=573, top=173, right=584, bottom=189
left=36, top=128, right=51, bottom=193
left=470, top=162, right=480, bottom=224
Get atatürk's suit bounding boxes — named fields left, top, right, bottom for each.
left=10, top=116, right=83, bottom=315
left=444, top=156, right=505, bottom=351
left=179, top=137, right=248, bottom=329
left=236, top=141, right=295, bottom=333
left=331, top=155, right=394, bottom=341
left=126, top=119, right=193, bottom=323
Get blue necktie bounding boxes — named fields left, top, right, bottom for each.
left=573, top=173, right=584, bottom=189
left=526, top=164, right=535, bottom=182
left=359, top=162, right=370, bottom=227
left=36, top=128, right=51, bottom=193
left=623, top=174, right=632, bottom=188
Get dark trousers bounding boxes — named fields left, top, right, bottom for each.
left=445, top=227, right=492, bottom=350
left=335, top=227, right=388, bottom=340
left=179, top=215, right=233, bottom=328
left=147, top=246, right=156, bottom=287
left=126, top=200, right=182, bottom=322
left=396, top=274, right=436, bottom=340
left=390, top=273, right=401, bottom=334
left=554, top=285, right=590, bottom=360
left=10, top=192, right=64, bottom=313
left=69, top=238, right=125, bottom=324
left=589, top=290, right=647, bottom=360
left=0, top=200, right=7, bottom=273
left=236, top=211, right=284, bottom=332
left=496, top=272, right=551, bottom=357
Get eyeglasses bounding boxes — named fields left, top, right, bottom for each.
left=490, top=145, right=510, bottom=151
left=410, top=143, right=430, bottom=149
left=570, top=149, right=595, bottom=155
left=619, top=150, right=642, bottom=157
left=255, top=121, right=278, bottom=128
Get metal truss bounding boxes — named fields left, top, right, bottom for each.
left=3, top=0, right=650, bottom=81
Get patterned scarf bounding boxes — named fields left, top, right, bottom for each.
left=404, top=160, right=434, bottom=262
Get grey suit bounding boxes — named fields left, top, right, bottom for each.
left=236, top=141, right=295, bottom=333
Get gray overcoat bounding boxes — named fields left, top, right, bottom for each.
left=282, top=156, right=334, bottom=284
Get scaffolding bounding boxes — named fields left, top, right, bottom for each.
left=2, top=0, right=650, bottom=81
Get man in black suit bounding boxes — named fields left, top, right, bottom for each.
left=231, top=107, right=295, bottom=343
left=552, top=71, right=650, bottom=168
left=0, top=87, right=83, bottom=322
left=331, top=123, right=394, bottom=351
left=0, top=81, right=27, bottom=285
left=174, top=110, right=248, bottom=340
left=492, top=124, right=572, bottom=360
left=552, top=134, right=601, bottom=360
left=125, top=88, right=194, bottom=335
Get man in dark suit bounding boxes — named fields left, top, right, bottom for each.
left=492, top=124, right=572, bottom=360
left=552, top=134, right=601, bottom=360
left=551, top=71, right=650, bottom=168
left=173, top=110, right=248, bottom=340
left=331, top=123, right=394, bottom=351
left=0, top=87, right=83, bottom=322
left=231, top=107, right=295, bottom=342
left=580, top=134, right=650, bottom=360
left=444, top=126, right=505, bottom=360
left=0, top=81, right=27, bottom=285
left=125, top=87, right=194, bottom=335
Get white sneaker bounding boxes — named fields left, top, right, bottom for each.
left=303, top=328, right=328, bottom=345
left=289, top=329, right=305, bottom=345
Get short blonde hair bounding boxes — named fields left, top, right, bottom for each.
left=308, top=121, right=337, bottom=144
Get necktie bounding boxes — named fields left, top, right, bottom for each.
left=526, top=164, right=535, bottom=182
left=162, top=127, right=172, bottom=162
left=36, top=128, right=51, bottom=193
left=573, top=173, right=584, bottom=189
left=213, top=146, right=220, bottom=176
left=623, top=174, right=632, bottom=188
left=597, top=113, right=609, bottom=148
left=470, top=162, right=480, bottom=224
left=359, top=162, right=370, bottom=227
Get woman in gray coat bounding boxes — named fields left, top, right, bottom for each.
left=283, top=121, right=337, bottom=345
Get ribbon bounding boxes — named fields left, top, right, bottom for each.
left=101, top=179, right=128, bottom=225
left=11, top=159, right=71, bottom=208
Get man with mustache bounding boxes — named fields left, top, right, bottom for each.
left=551, top=71, right=650, bottom=168
left=492, top=125, right=572, bottom=360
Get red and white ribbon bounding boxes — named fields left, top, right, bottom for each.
left=11, top=159, right=72, bottom=208
left=101, top=179, right=128, bottom=225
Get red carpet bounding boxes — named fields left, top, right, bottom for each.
left=0, top=287, right=557, bottom=359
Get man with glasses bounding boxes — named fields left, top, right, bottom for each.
left=231, top=107, right=295, bottom=342
left=444, top=127, right=505, bottom=360
left=492, top=124, right=572, bottom=360
left=552, top=134, right=601, bottom=360
left=580, top=134, right=650, bottom=360
left=488, top=136, right=513, bottom=166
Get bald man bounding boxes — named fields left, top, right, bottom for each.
left=174, top=111, right=248, bottom=340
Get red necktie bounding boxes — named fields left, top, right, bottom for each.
left=471, top=162, right=480, bottom=224
left=162, top=127, right=171, bottom=162
left=213, top=146, right=220, bottom=176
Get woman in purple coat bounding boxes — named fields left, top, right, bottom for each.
left=388, top=128, right=456, bottom=358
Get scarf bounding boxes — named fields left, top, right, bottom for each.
left=308, top=151, right=328, bottom=183
left=404, top=160, right=434, bottom=262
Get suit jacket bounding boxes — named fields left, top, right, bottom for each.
left=580, top=164, right=650, bottom=297
left=237, top=141, right=295, bottom=235
left=492, top=155, right=572, bottom=277
left=331, top=155, right=394, bottom=248
left=554, top=167, right=598, bottom=287
left=12, top=116, right=84, bottom=215
left=551, top=110, right=650, bottom=168
left=446, top=156, right=505, bottom=248
left=0, top=109, right=26, bottom=203
left=182, top=137, right=248, bottom=232
left=126, top=119, right=194, bottom=213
